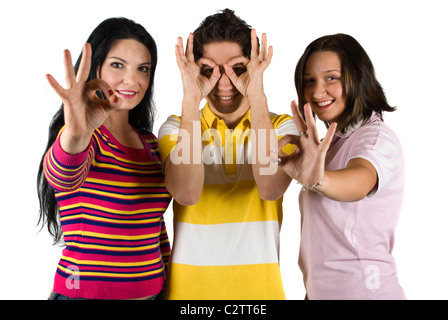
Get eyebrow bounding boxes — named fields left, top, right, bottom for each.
left=304, top=69, right=341, bottom=76
left=107, top=56, right=151, bottom=66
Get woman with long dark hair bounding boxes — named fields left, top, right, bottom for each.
left=37, top=17, right=171, bottom=300
left=275, top=34, right=406, bottom=299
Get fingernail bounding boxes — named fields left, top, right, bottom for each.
left=108, top=90, right=114, bottom=96
left=114, top=96, right=118, bottom=104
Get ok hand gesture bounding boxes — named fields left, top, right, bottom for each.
left=46, top=43, right=121, bottom=154
left=274, top=101, right=337, bottom=189
left=224, top=29, right=273, bottom=98
left=175, top=34, right=221, bottom=106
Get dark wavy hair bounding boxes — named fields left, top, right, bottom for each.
left=37, top=17, right=158, bottom=244
left=294, top=33, right=395, bottom=133
left=192, top=8, right=255, bottom=61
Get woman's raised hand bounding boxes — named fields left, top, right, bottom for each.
left=46, top=43, right=121, bottom=154
left=175, top=34, right=220, bottom=105
left=274, top=101, right=337, bottom=188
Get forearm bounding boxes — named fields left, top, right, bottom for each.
left=164, top=99, right=204, bottom=205
left=43, top=130, right=94, bottom=192
left=60, top=126, right=94, bottom=155
left=249, top=94, right=292, bottom=200
left=311, top=164, right=378, bottom=202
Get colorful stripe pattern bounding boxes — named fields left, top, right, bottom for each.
left=43, top=125, right=171, bottom=299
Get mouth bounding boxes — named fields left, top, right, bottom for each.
left=315, top=99, right=334, bottom=110
left=116, top=90, right=138, bottom=99
left=215, top=93, right=239, bottom=105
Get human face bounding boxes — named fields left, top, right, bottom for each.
left=303, top=51, right=345, bottom=123
left=99, top=38, right=151, bottom=111
left=201, top=42, right=247, bottom=114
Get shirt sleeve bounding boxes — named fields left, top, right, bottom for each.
left=43, top=127, right=95, bottom=192
left=157, top=115, right=182, bottom=167
left=347, top=121, right=404, bottom=197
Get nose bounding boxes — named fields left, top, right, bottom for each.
left=217, top=69, right=233, bottom=91
left=312, top=80, right=327, bottom=100
left=122, top=69, right=138, bottom=86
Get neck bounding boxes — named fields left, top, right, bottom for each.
left=207, top=99, right=250, bottom=129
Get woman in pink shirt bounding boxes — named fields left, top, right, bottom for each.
left=275, top=34, right=406, bottom=299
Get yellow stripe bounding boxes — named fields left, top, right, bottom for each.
left=84, top=177, right=166, bottom=188
left=173, top=180, right=282, bottom=224
left=61, top=255, right=162, bottom=267
left=57, top=188, right=169, bottom=200
left=165, top=263, right=285, bottom=300
left=65, top=241, right=159, bottom=252
left=91, top=159, right=159, bottom=174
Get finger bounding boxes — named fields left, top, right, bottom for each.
left=277, top=135, right=301, bottom=155
left=86, top=78, right=121, bottom=110
left=63, top=49, right=75, bottom=89
left=304, top=103, right=320, bottom=143
left=185, top=33, right=194, bottom=62
left=264, top=46, right=273, bottom=66
left=250, top=29, right=259, bottom=60
left=290, top=100, right=307, bottom=133
left=46, top=73, right=67, bottom=99
left=259, top=33, right=267, bottom=60
left=226, top=56, right=249, bottom=68
left=320, top=122, right=337, bottom=153
left=76, top=42, right=92, bottom=83
left=196, top=57, right=217, bottom=69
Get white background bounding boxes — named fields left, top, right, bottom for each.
left=1, top=0, right=447, bottom=300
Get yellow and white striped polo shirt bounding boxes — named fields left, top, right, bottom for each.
left=158, top=103, right=297, bottom=300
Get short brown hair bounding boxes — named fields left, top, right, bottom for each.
left=193, top=9, right=255, bottom=61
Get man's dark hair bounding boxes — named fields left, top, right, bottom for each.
left=193, top=8, right=254, bottom=61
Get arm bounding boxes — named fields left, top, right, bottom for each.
left=276, top=102, right=377, bottom=202
left=43, top=129, right=95, bottom=192
left=225, top=30, right=292, bottom=200
left=163, top=34, right=220, bottom=205
left=45, top=43, right=121, bottom=155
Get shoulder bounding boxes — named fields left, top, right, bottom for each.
left=158, top=115, right=181, bottom=138
left=352, top=113, right=402, bottom=152
left=269, top=113, right=300, bottom=136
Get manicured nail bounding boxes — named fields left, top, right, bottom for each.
left=108, top=90, right=114, bottom=96
left=114, top=96, right=118, bottom=103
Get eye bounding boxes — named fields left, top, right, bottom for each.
left=111, top=62, right=124, bottom=69
left=139, top=66, right=150, bottom=73
left=201, top=68, right=214, bottom=78
left=304, top=78, right=315, bottom=86
left=232, top=66, right=246, bottom=76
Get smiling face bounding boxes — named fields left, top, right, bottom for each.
left=99, top=38, right=151, bottom=111
left=303, top=51, right=346, bottom=123
left=201, top=41, right=248, bottom=115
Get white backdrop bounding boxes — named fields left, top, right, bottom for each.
left=1, top=0, right=446, bottom=300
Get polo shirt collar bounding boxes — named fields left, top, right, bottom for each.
left=201, top=102, right=251, bottom=129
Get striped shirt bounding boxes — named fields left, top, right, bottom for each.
left=43, top=125, right=171, bottom=299
left=158, top=103, right=298, bottom=299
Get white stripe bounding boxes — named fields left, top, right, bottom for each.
left=171, top=221, right=280, bottom=266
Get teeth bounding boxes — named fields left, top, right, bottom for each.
left=220, top=96, right=232, bottom=101
left=117, top=90, right=136, bottom=96
left=317, top=100, right=333, bottom=107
